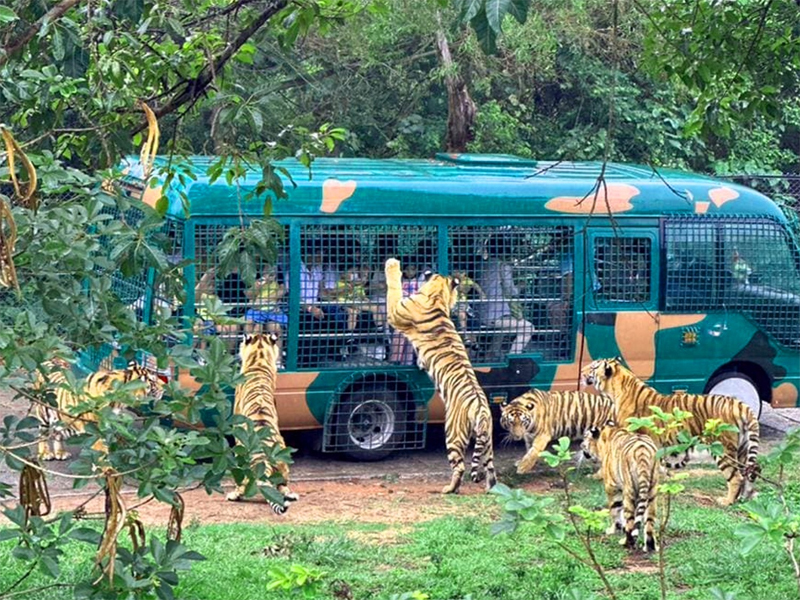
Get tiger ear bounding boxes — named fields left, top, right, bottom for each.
left=244, top=334, right=254, bottom=345
left=423, top=269, right=434, bottom=281
left=269, top=332, right=279, bottom=343
left=451, top=277, right=460, bottom=289
left=604, top=362, right=614, bottom=379
left=127, top=360, right=138, bottom=368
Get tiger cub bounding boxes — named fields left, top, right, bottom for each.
left=581, top=422, right=660, bottom=552
left=385, top=258, right=496, bottom=494
left=582, top=357, right=760, bottom=506
left=226, top=333, right=298, bottom=513
left=500, top=389, right=617, bottom=474
left=33, top=359, right=165, bottom=460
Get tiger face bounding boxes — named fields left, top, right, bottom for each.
left=419, top=269, right=460, bottom=312
left=499, top=396, right=537, bottom=441
left=239, top=332, right=281, bottom=367
left=581, top=357, right=625, bottom=394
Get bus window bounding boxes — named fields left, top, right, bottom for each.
left=447, top=225, right=574, bottom=363
left=593, top=237, right=652, bottom=304
left=296, top=225, right=437, bottom=369
left=664, top=220, right=717, bottom=311
left=721, top=220, right=800, bottom=348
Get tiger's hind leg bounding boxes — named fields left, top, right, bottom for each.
left=442, top=433, right=468, bottom=494
left=38, top=435, right=55, bottom=461
left=52, top=435, right=71, bottom=461
left=276, top=461, right=299, bottom=505
left=226, top=483, right=246, bottom=502
left=471, top=423, right=497, bottom=491
left=715, top=437, right=745, bottom=506
left=604, top=485, right=624, bottom=536
left=622, top=491, right=637, bottom=549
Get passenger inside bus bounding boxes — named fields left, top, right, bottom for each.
left=477, top=234, right=535, bottom=357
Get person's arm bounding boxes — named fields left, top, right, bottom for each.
left=502, top=262, right=518, bottom=297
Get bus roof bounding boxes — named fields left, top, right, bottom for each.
left=123, top=153, right=787, bottom=222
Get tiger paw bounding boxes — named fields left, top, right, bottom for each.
left=54, top=451, right=71, bottom=461
left=441, top=484, right=460, bottom=495
left=39, top=452, right=55, bottom=461
left=385, top=258, right=401, bottom=278
left=470, top=469, right=486, bottom=484
left=715, top=496, right=735, bottom=507
left=283, top=491, right=299, bottom=503
left=226, top=490, right=243, bottom=502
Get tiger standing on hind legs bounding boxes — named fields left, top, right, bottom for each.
left=226, top=333, right=299, bottom=514
left=582, top=357, right=761, bottom=506
left=385, top=258, right=496, bottom=494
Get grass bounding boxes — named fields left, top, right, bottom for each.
left=1, top=465, right=798, bottom=600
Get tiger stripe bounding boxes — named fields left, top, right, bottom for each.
left=582, top=423, right=659, bottom=552
left=226, top=333, right=298, bottom=514
left=582, top=358, right=760, bottom=506
left=500, top=389, right=617, bottom=474
left=385, top=258, right=496, bottom=494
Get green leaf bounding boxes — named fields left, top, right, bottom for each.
left=69, top=528, right=102, bottom=544
left=0, top=6, right=18, bottom=23
left=0, top=528, right=20, bottom=542
left=40, top=555, right=61, bottom=579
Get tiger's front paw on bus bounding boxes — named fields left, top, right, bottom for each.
left=385, top=258, right=402, bottom=278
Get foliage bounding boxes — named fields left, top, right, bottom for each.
left=267, top=564, right=327, bottom=599
left=0, top=0, right=361, bottom=598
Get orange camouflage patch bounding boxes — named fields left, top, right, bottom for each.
left=772, top=382, right=799, bottom=409
left=141, top=185, right=162, bottom=208
left=544, top=183, right=640, bottom=214
left=615, top=313, right=706, bottom=381
left=709, top=187, right=739, bottom=207
left=320, top=179, right=357, bottom=213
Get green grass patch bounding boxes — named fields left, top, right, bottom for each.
left=1, top=468, right=798, bottom=599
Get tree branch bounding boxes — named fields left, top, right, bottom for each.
left=0, top=0, right=83, bottom=68
left=133, top=0, right=289, bottom=134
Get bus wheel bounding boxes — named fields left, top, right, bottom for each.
left=338, top=385, right=399, bottom=461
left=707, top=372, right=762, bottom=421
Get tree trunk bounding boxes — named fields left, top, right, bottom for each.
left=435, top=21, right=476, bottom=153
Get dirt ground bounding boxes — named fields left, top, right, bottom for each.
left=2, top=388, right=799, bottom=527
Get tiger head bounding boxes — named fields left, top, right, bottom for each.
left=581, top=357, right=629, bottom=396
left=499, top=391, right=543, bottom=440
left=418, top=268, right=460, bottom=312
left=580, top=419, right=616, bottom=460
left=126, top=361, right=166, bottom=401
left=239, top=332, right=281, bottom=370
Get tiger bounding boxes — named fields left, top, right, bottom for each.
left=385, top=258, right=496, bottom=494
left=33, top=359, right=165, bottom=461
left=582, top=357, right=760, bottom=506
left=581, top=421, right=660, bottom=552
left=499, top=388, right=617, bottom=474
left=226, top=332, right=299, bottom=513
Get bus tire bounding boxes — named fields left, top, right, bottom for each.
left=336, top=384, right=400, bottom=461
left=706, top=372, right=763, bottom=421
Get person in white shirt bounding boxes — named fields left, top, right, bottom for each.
left=477, top=235, right=534, bottom=356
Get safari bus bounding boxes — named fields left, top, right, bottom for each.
left=84, top=153, right=800, bottom=459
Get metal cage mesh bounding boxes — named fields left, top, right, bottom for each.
left=321, top=373, right=426, bottom=453
left=447, top=226, right=575, bottom=362
left=193, top=223, right=290, bottom=364
left=665, top=216, right=800, bottom=349
left=593, top=236, right=652, bottom=304
left=296, top=224, right=437, bottom=370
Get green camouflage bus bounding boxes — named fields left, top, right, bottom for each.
left=86, top=153, right=800, bottom=459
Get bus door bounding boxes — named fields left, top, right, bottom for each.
left=584, top=227, right=660, bottom=383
